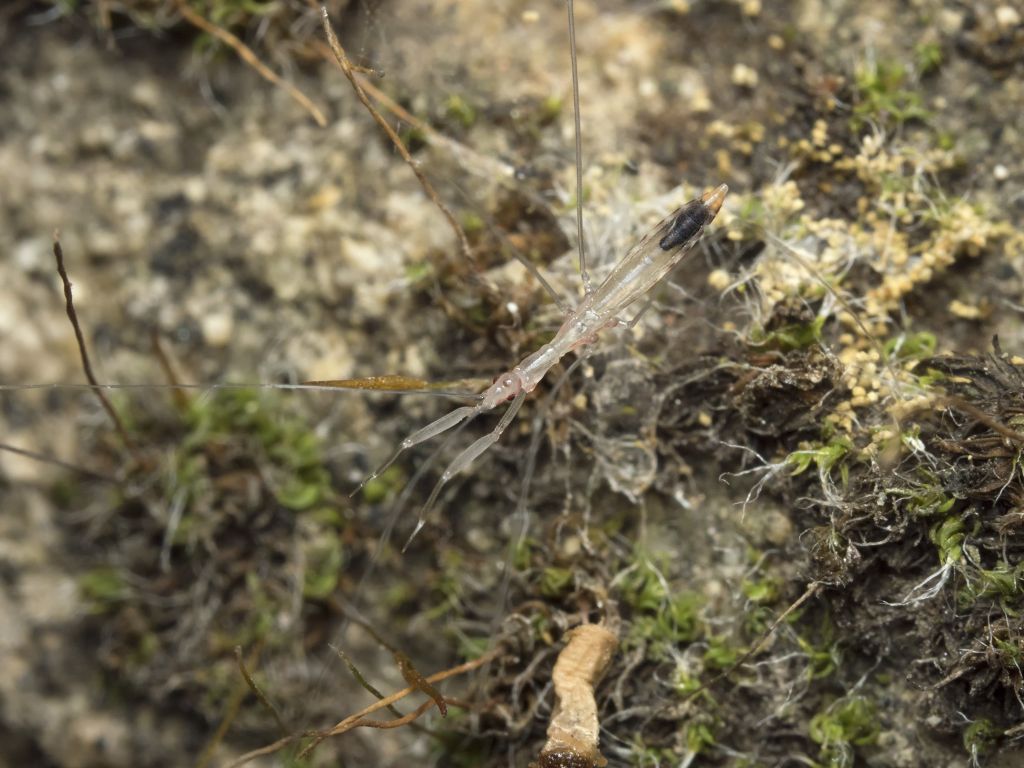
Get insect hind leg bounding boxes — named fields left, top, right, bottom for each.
left=351, top=404, right=481, bottom=497
left=403, top=389, right=528, bottom=551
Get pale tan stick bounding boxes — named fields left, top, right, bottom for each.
left=537, top=623, right=619, bottom=767
left=174, top=0, right=327, bottom=127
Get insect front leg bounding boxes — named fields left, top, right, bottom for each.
left=352, top=404, right=482, bottom=496
left=404, top=389, right=529, bottom=550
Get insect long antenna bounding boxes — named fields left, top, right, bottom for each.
left=566, top=0, right=590, bottom=295
left=0, top=381, right=483, bottom=398
left=403, top=390, right=528, bottom=552
left=351, top=404, right=482, bottom=497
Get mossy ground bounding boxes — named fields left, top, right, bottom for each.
left=1, top=0, right=1023, bottom=766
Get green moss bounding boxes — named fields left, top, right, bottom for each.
left=960, top=561, right=1024, bottom=606
left=851, top=60, right=930, bottom=131
left=460, top=211, right=485, bottom=236
left=786, top=438, right=852, bottom=483
left=672, top=665, right=707, bottom=699
left=902, top=474, right=955, bottom=518
left=79, top=567, right=128, bottom=612
left=930, top=515, right=965, bottom=566
left=426, top=549, right=466, bottom=619
left=963, top=719, right=1000, bottom=763
left=795, top=615, right=841, bottom=680
left=511, top=536, right=534, bottom=571
left=809, top=696, right=880, bottom=768
left=703, top=635, right=743, bottom=671
left=915, top=367, right=946, bottom=387
left=302, top=535, right=344, bottom=599
left=684, top=717, right=718, bottom=756
left=884, top=331, right=936, bottom=361
left=235, top=571, right=277, bottom=648
left=131, top=631, right=160, bottom=666
left=399, top=125, right=429, bottom=153
left=404, top=260, right=433, bottom=284
left=179, top=388, right=334, bottom=513
left=741, top=576, right=780, bottom=604
left=992, top=636, right=1024, bottom=667
left=749, top=315, right=826, bottom=351
left=540, top=566, right=574, bottom=597
left=193, top=0, right=279, bottom=25
left=445, top=94, right=477, bottom=129
left=49, top=477, right=77, bottom=507
left=539, top=94, right=563, bottom=123
left=914, top=41, right=943, bottom=75
left=628, top=736, right=676, bottom=766
left=361, top=465, right=405, bottom=504
left=564, top=184, right=591, bottom=212
left=449, top=626, right=489, bottom=660
left=619, top=557, right=703, bottom=656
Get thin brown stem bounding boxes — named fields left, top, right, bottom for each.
left=0, top=442, right=116, bottom=483
left=224, top=734, right=304, bottom=768
left=348, top=698, right=435, bottom=730
left=299, top=647, right=499, bottom=758
left=941, top=395, right=1024, bottom=445
left=234, top=646, right=290, bottom=736
left=225, top=648, right=499, bottom=766
left=53, top=235, right=135, bottom=452
left=197, top=644, right=267, bottom=768
left=319, top=7, right=472, bottom=264
left=150, top=330, right=190, bottom=410
left=174, top=0, right=327, bottom=127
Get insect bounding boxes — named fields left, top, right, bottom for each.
left=2, top=3, right=728, bottom=544
left=355, top=182, right=727, bottom=545
left=0, top=3, right=733, bottom=764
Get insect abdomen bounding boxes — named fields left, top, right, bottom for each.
left=658, top=200, right=708, bottom=250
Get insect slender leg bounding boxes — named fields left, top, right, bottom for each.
left=624, top=296, right=656, bottom=329
left=351, top=422, right=472, bottom=601
left=351, top=404, right=481, bottom=497
left=404, top=389, right=529, bottom=551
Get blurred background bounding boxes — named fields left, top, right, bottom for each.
left=1, top=1, right=1023, bottom=766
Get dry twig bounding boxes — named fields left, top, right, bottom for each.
left=319, top=7, right=472, bottom=263
left=53, top=234, right=135, bottom=452
left=227, top=647, right=500, bottom=766
left=174, top=0, right=327, bottom=127
left=234, top=646, right=290, bottom=736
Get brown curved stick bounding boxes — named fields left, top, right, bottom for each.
left=297, top=648, right=500, bottom=759
left=319, top=8, right=472, bottom=264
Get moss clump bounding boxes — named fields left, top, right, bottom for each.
left=619, top=556, right=703, bottom=657
left=809, top=696, right=880, bottom=767
left=62, top=388, right=347, bottom=728
left=78, top=566, right=129, bottom=612
left=850, top=60, right=930, bottom=131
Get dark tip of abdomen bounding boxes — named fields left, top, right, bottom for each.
left=658, top=201, right=707, bottom=251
